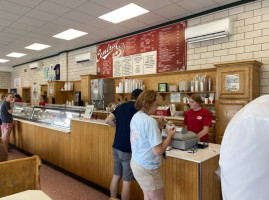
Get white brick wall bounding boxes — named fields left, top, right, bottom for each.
left=10, top=56, right=60, bottom=105
left=0, top=72, right=11, bottom=89
left=187, top=0, right=269, bottom=94
left=67, top=46, right=97, bottom=81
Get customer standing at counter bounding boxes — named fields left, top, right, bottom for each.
left=14, top=94, right=23, bottom=102
left=1, top=93, right=14, bottom=151
left=130, top=90, right=176, bottom=200
left=105, top=89, right=143, bottom=200
left=220, top=95, right=269, bottom=200
left=0, top=93, right=5, bottom=138
left=183, top=94, right=212, bottom=142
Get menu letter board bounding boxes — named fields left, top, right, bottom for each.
left=97, top=21, right=187, bottom=77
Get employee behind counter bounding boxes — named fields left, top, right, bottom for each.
left=183, top=94, right=212, bottom=142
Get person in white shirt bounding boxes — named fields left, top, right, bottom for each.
left=219, top=95, right=269, bottom=200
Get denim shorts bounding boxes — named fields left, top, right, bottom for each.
left=113, top=148, right=134, bottom=181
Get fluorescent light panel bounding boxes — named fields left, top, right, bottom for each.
left=6, top=52, right=27, bottom=58
left=98, top=3, right=149, bottom=24
left=53, top=29, right=88, bottom=40
left=0, top=59, right=9, bottom=63
left=25, top=43, right=51, bottom=51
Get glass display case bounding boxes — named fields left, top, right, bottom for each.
left=12, top=102, right=34, bottom=120
left=13, top=103, right=85, bottom=130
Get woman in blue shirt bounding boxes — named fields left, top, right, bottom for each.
left=130, top=90, right=175, bottom=200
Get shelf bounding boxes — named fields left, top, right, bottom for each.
left=60, top=90, right=73, bottom=92
left=116, top=93, right=131, bottom=95
left=182, top=103, right=215, bottom=106
left=158, top=91, right=216, bottom=94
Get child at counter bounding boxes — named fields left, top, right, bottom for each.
left=1, top=93, right=15, bottom=152
left=39, top=95, right=47, bottom=106
left=0, top=93, right=5, bottom=138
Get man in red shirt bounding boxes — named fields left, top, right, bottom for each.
left=183, top=94, right=212, bottom=142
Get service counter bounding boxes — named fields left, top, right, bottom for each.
left=10, top=118, right=221, bottom=200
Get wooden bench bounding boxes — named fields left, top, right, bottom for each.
left=0, top=155, right=41, bottom=198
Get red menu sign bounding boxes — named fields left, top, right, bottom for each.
left=97, top=21, right=187, bottom=78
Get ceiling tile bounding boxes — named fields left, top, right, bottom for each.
left=0, top=18, right=13, bottom=27
left=9, top=22, right=37, bottom=32
left=194, top=4, right=221, bottom=14
left=119, top=19, right=148, bottom=30
left=176, top=0, right=217, bottom=12
left=0, top=32, right=19, bottom=40
left=48, top=0, right=88, bottom=8
left=61, top=10, right=94, bottom=23
left=0, top=10, right=21, bottom=21
left=216, top=0, right=241, bottom=6
left=16, top=16, right=47, bottom=27
left=135, top=0, right=172, bottom=11
left=85, top=18, right=114, bottom=29
left=103, top=25, right=130, bottom=35
left=7, top=0, right=44, bottom=8
left=0, top=1, right=32, bottom=15
left=71, top=24, right=101, bottom=34
left=75, top=2, right=110, bottom=17
left=135, top=12, right=168, bottom=25
left=35, top=1, right=71, bottom=16
left=51, top=17, right=81, bottom=28
left=91, top=0, right=130, bottom=10
left=168, top=0, right=184, bottom=2
left=26, top=9, right=59, bottom=22
left=38, top=23, right=68, bottom=33
left=3, top=27, right=29, bottom=35
left=153, top=4, right=189, bottom=19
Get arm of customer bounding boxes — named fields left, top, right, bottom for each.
left=7, top=102, right=14, bottom=114
left=105, top=113, right=116, bottom=127
left=196, top=126, right=209, bottom=138
left=152, top=128, right=176, bottom=156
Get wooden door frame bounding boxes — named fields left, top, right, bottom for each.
left=22, top=86, right=32, bottom=104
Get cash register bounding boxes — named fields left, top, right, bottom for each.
left=162, top=126, right=199, bottom=150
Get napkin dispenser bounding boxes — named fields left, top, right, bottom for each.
left=162, top=127, right=199, bottom=150
left=155, top=106, right=171, bottom=116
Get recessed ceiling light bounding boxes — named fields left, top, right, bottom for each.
left=53, top=29, right=88, bottom=40
left=6, top=52, right=27, bottom=58
left=98, top=3, right=149, bottom=24
left=0, top=59, right=9, bottom=63
left=25, top=43, right=51, bottom=51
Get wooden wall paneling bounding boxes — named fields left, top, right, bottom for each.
left=160, top=157, right=199, bottom=200
left=69, top=120, right=85, bottom=177
left=215, top=100, right=248, bottom=144
left=252, top=64, right=261, bottom=99
left=21, top=123, right=35, bottom=153
left=201, top=155, right=221, bottom=200
left=215, top=60, right=262, bottom=144
left=114, top=68, right=216, bottom=111
left=11, top=119, right=221, bottom=200
left=58, top=131, right=71, bottom=171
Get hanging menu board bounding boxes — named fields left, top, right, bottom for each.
left=97, top=21, right=187, bottom=78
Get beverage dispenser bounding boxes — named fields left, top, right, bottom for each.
left=91, top=78, right=114, bottom=110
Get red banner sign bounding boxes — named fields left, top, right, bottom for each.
left=97, top=21, right=187, bottom=77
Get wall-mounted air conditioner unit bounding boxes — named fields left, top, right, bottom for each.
left=29, top=62, right=42, bottom=69
left=185, top=18, right=233, bottom=43
left=75, top=52, right=96, bottom=63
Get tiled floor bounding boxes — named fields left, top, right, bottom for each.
left=8, top=149, right=109, bottom=200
